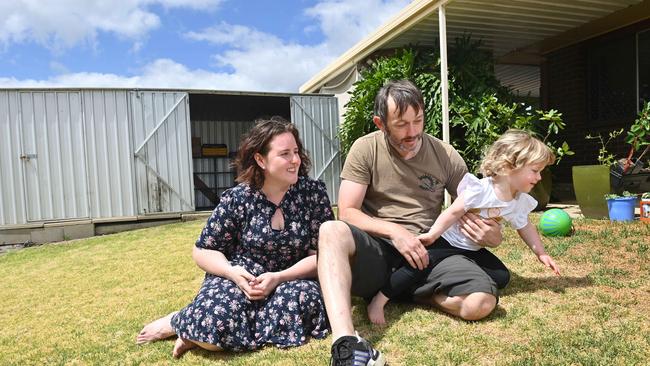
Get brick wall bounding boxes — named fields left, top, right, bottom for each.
left=541, top=20, right=650, bottom=185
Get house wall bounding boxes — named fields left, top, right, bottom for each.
left=542, top=19, right=650, bottom=186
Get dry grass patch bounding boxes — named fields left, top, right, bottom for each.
left=1, top=215, right=649, bottom=365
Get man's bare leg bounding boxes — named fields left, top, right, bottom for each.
left=136, top=311, right=178, bottom=344
left=317, top=221, right=357, bottom=340
left=418, top=292, right=496, bottom=321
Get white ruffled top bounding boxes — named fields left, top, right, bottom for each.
left=441, top=173, right=537, bottom=251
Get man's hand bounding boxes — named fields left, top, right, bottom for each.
left=459, top=211, right=502, bottom=247
left=391, top=226, right=429, bottom=270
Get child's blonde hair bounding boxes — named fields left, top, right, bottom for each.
left=480, top=129, right=555, bottom=177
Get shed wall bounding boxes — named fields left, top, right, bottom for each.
left=0, top=91, right=90, bottom=224
left=130, top=91, right=194, bottom=214
left=83, top=90, right=137, bottom=218
left=1, top=89, right=340, bottom=229
left=291, top=95, right=341, bottom=204
left=0, top=89, right=195, bottom=226
left=0, top=92, right=26, bottom=225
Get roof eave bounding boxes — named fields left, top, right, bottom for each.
left=299, top=0, right=450, bottom=93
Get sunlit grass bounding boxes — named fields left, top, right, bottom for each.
left=1, top=214, right=648, bottom=365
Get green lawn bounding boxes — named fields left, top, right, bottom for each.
left=1, top=216, right=649, bottom=365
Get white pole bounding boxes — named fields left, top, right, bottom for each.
left=439, top=5, right=449, bottom=144
left=439, top=5, right=451, bottom=206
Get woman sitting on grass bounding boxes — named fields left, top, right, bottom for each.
left=367, top=129, right=562, bottom=325
left=137, top=117, right=332, bottom=357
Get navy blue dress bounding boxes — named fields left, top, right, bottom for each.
left=170, top=176, right=333, bottom=351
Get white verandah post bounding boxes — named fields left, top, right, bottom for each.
left=439, top=4, right=451, bottom=206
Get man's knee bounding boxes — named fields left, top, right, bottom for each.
left=459, top=292, right=497, bottom=321
left=318, top=220, right=355, bottom=253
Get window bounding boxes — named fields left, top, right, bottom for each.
left=638, top=30, right=650, bottom=111
left=587, top=35, right=636, bottom=125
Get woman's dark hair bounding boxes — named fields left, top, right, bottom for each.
left=234, top=116, right=311, bottom=189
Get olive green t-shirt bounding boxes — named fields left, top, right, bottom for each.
left=341, top=130, right=468, bottom=235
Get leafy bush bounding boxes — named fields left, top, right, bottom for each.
left=340, top=36, right=573, bottom=173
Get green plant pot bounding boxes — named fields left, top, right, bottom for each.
left=572, top=165, right=610, bottom=219
left=530, top=168, right=552, bottom=211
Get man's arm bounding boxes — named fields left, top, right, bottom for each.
left=338, top=179, right=429, bottom=270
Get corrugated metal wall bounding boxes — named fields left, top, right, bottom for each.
left=130, top=91, right=194, bottom=214
left=82, top=90, right=137, bottom=218
left=1, top=89, right=339, bottom=226
left=0, top=91, right=90, bottom=223
left=0, top=89, right=195, bottom=226
left=290, top=95, right=341, bottom=204
left=192, top=120, right=254, bottom=209
left=0, top=92, right=27, bottom=225
left=22, top=91, right=90, bottom=221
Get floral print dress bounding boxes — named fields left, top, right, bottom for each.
left=170, top=176, right=333, bottom=351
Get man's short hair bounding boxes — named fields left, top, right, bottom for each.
left=373, top=79, right=425, bottom=123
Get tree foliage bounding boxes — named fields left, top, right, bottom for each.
left=340, top=35, right=572, bottom=173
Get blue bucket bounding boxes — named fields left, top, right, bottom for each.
left=606, top=197, right=638, bottom=222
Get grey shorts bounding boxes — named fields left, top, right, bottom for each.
left=346, top=222, right=499, bottom=301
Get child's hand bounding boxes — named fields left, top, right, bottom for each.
left=538, top=254, right=560, bottom=276
left=416, top=232, right=438, bottom=246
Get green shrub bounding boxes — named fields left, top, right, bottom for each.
left=341, top=36, right=573, bottom=173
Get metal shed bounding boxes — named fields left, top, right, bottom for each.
left=0, top=88, right=340, bottom=244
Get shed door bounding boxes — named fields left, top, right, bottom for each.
left=290, top=95, right=341, bottom=204
left=19, top=91, right=90, bottom=221
left=130, top=91, right=194, bottom=214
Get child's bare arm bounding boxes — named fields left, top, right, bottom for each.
left=517, top=222, right=560, bottom=275
left=417, top=193, right=467, bottom=245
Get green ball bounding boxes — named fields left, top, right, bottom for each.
left=538, top=208, right=572, bottom=237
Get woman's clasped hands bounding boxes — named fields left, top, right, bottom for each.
left=228, top=265, right=281, bottom=301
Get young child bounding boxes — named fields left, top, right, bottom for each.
left=367, top=129, right=561, bottom=325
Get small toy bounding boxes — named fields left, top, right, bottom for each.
left=539, top=208, right=572, bottom=237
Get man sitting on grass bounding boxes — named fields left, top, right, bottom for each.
left=318, top=79, right=503, bottom=366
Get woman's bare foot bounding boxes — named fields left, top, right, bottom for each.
left=367, top=292, right=389, bottom=325
left=173, top=337, right=197, bottom=358
left=136, top=311, right=178, bottom=344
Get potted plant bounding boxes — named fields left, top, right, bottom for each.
left=572, top=128, right=623, bottom=219
left=604, top=191, right=638, bottom=222
left=611, top=101, right=650, bottom=193
left=622, top=101, right=650, bottom=174
left=640, top=192, right=650, bottom=223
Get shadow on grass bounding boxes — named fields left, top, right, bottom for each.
left=190, top=347, right=244, bottom=362
left=174, top=341, right=317, bottom=363
left=373, top=272, right=594, bottom=324
left=378, top=300, right=511, bottom=325
left=501, top=272, right=593, bottom=297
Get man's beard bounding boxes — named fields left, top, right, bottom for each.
left=385, top=127, right=422, bottom=153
